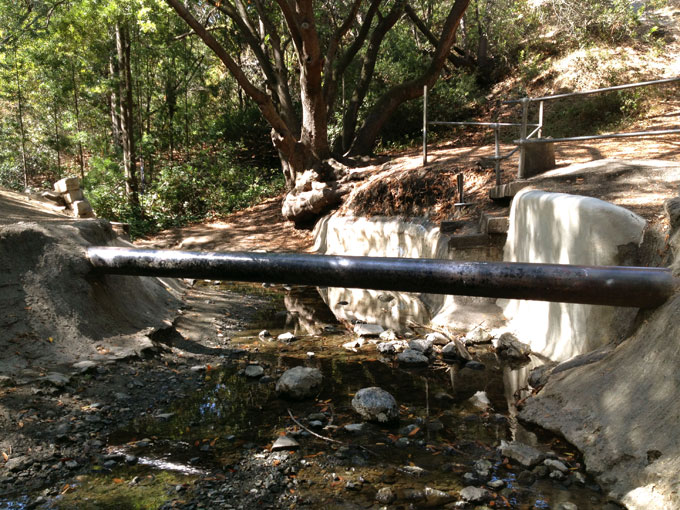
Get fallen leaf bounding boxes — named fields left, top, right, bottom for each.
left=2, top=452, right=8, bottom=462
left=112, top=478, right=124, bottom=484
left=408, top=426, right=420, bottom=437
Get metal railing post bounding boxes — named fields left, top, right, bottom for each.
left=494, top=124, right=501, bottom=186
left=538, top=100, right=544, bottom=138
left=422, top=85, right=428, bottom=166
left=518, top=97, right=529, bottom=179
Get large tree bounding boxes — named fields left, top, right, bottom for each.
left=165, top=0, right=471, bottom=190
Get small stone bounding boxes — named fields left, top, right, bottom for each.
left=0, top=375, right=15, bottom=387
left=5, top=456, right=30, bottom=472
left=462, top=472, right=479, bottom=485
left=550, top=470, right=566, bottom=481
left=474, top=459, right=493, bottom=479
left=345, top=480, right=362, bottom=491
left=468, top=391, right=492, bottom=410
left=441, top=341, right=471, bottom=361
left=557, top=503, right=578, bottom=510
left=395, top=437, right=410, bottom=448
left=43, top=372, right=70, bottom=387
left=375, top=487, right=396, bottom=504
left=533, top=465, right=549, bottom=478
left=427, top=420, right=444, bottom=433
left=465, top=326, right=493, bottom=345
left=308, top=420, right=323, bottom=428
left=424, top=487, right=452, bottom=506
left=343, top=423, right=368, bottom=435
left=377, top=340, right=406, bottom=354
left=464, top=360, right=485, bottom=371
left=103, top=460, right=117, bottom=469
left=155, top=413, right=175, bottom=421
left=460, top=486, right=491, bottom=503
left=425, top=332, right=449, bottom=345
left=500, top=440, right=546, bottom=467
left=494, top=332, right=531, bottom=359
left=353, top=324, right=384, bottom=337
left=545, top=458, right=569, bottom=473
left=488, top=479, right=505, bottom=489
left=400, top=465, right=427, bottom=477
left=72, top=361, right=98, bottom=374
left=351, top=387, right=398, bottom=423
left=379, top=330, right=398, bottom=341
left=408, top=338, right=434, bottom=353
left=401, top=489, right=425, bottom=501
left=517, top=470, right=535, bottom=485
left=190, top=365, right=206, bottom=372
left=125, top=455, right=138, bottom=465
left=397, top=349, right=429, bottom=366
left=272, top=436, right=299, bottom=451
left=277, top=332, right=296, bottom=342
left=571, top=471, right=586, bottom=485
left=65, top=460, right=79, bottom=469
left=244, top=365, right=265, bottom=378
left=343, top=338, right=365, bottom=351
left=258, top=330, right=271, bottom=339
left=308, top=412, right=326, bottom=422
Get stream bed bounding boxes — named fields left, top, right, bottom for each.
left=1, top=282, right=616, bottom=509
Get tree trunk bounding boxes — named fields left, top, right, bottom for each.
left=14, top=51, right=28, bottom=189
left=53, top=98, right=61, bottom=173
left=116, top=21, right=140, bottom=207
left=109, top=54, right=122, bottom=149
left=347, top=0, right=470, bottom=156
left=71, top=63, right=86, bottom=180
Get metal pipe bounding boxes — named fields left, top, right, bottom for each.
left=518, top=98, right=530, bottom=178
left=515, top=128, right=680, bottom=145
left=86, top=247, right=676, bottom=308
left=423, top=85, right=428, bottom=166
left=494, top=125, right=501, bottom=186
left=428, top=121, right=540, bottom=128
left=504, top=76, right=680, bottom=104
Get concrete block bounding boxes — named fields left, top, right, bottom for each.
left=523, top=140, right=556, bottom=177
left=62, top=189, right=84, bottom=204
left=489, top=180, right=530, bottom=200
left=500, top=188, right=646, bottom=361
left=72, top=200, right=94, bottom=218
left=54, top=177, right=80, bottom=193
left=41, top=190, right=65, bottom=205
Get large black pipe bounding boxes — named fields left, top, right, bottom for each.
left=86, top=247, right=677, bottom=308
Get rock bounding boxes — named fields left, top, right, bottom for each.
left=495, top=333, right=531, bottom=359
left=54, top=177, right=80, bottom=193
left=474, top=459, right=493, bottom=479
left=345, top=480, right=362, bottom=491
left=258, top=330, right=271, bottom=339
left=65, top=460, right=79, bottom=469
left=549, top=470, right=566, bottom=481
left=400, top=465, right=428, bottom=477
left=43, top=372, right=70, bottom=387
left=377, top=293, right=394, bottom=302
left=351, top=387, right=398, bottom=423
left=517, top=470, right=535, bottom=485
left=377, top=340, right=407, bottom=354
left=0, top=375, right=15, bottom=387
left=189, top=365, right=206, bottom=372
left=397, top=349, right=429, bottom=366
left=72, top=200, right=94, bottom=218
left=544, top=458, right=569, bottom=473
left=460, top=486, right=491, bottom=503
left=353, top=324, right=384, bottom=337
left=379, top=329, right=398, bottom=341
left=533, top=465, right=549, bottom=478
left=424, top=487, right=453, bottom=506
left=488, top=479, right=505, bottom=489
left=465, top=326, right=493, bottom=345
left=5, top=456, right=30, bottom=472
left=557, top=502, right=578, bottom=510
left=344, top=423, right=368, bottom=435
left=468, top=391, right=492, bottom=410
left=308, top=412, right=326, bottom=422
left=272, top=435, right=299, bottom=451
left=275, top=366, right=323, bottom=399
left=277, top=332, right=296, bottom=342
left=500, top=440, right=546, bottom=467
left=244, top=365, right=265, bottom=378
left=408, top=338, right=434, bottom=354
left=125, top=454, right=138, bottom=465
left=343, top=338, right=365, bottom=351
left=425, top=332, right=449, bottom=346
left=72, top=361, right=97, bottom=374
left=441, top=340, right=472, bottom=361
left=375, top=487, right=396, bottom=504
left=528, top=363, right=556, bottom=388
left=427, top=420, right=444, bottom=433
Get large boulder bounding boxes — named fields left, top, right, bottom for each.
left=281, top=169, right=344, bottom=225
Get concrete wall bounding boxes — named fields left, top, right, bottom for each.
left=500, top=189, right=647, bottom=361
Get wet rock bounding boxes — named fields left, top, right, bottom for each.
left=501, top=441, right=546, bottom=467
left=465, top=326, right=493, bottom=345
left=308, top=412, right=326, bottom=422
left=494, top=333, right=531, bottom=360
left=375, top=487, right=396, bottom=504
left=533, top=465, right=549, bottom=478
left=397, top=349, right=429, bottom=366
left=571, top=471, right=586, bottom=485
left=345, top=480, right=362, bottom=491
left=549, top=470, right=566, bottom=481
left=308, top=420, right=323, bottom=428
left=65, top=460, right=79, bottom=469
left=275, top=366, right=323, bottom=399
left=272, top=436, right=299, bottom=451
left=344, top=423, right=368, bottom=435
left=244, top=365, right=265, bottom=378
left=189, top=365, right=206, bottom=372
left=557, top=502, right=578, bottom=510
left=379, top=329, right=398, bottom=341
left=427, top=420, right=444, bottom=433
left=72, top=361, right=97, bottom=374
left=277, top=332, right=296, bottom=342
left=377, top=293, right=394, bottom=303
left=401, top=465, right=428, bottom=477
left=408, top=338, right=434, bottom=354
left=395, top=437, right=410, bottom=448
left=488, top=479, right=505, bottom=489
left=464, top=360, right=486, bottom=370
left=353, top=324, right=384, bottom=337
left=401, top=489, right=425, bottom=501
left=424, top=487, right=453, bottom=506
left=460, top=486, right=491, bottom=503
left=468, top=391, right=492, bottom=410
left=517, top=470, right=535, bottom=485
left=125, top=454, right=138, bottom=465
left=343, top=338, right=365, bottom=351
left=474, top=459, right=493, bottom=479
left=462, top=472, right=479, bottom=485
left=351, top=387, right=398, bottom=423
left=258, top=330, right=271, bottom=339
left=441, top=340, right=472, bottom=361
left=155, top=413, right=175, bottom=421
left=425, top=332, right=449, bottom=346
left=377, top=340, right=407, bottom=354
left=528, top=363, right=556, bottom=388
left=0, top=376, right=14, bottom=387
left=43, top=372, right=70, bottom=387
left=545, top=458, right=569, bottom=473
left=5, top=456, right=30, bottom=472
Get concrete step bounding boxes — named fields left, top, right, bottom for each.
left=479, top=212, right=510, bottom=234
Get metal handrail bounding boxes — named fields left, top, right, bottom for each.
left=504, top=76, right=680, bottom=104
left=516, top=128, right=680, bottom=145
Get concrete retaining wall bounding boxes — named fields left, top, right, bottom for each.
left=500, top=188, right=647, bottom=361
